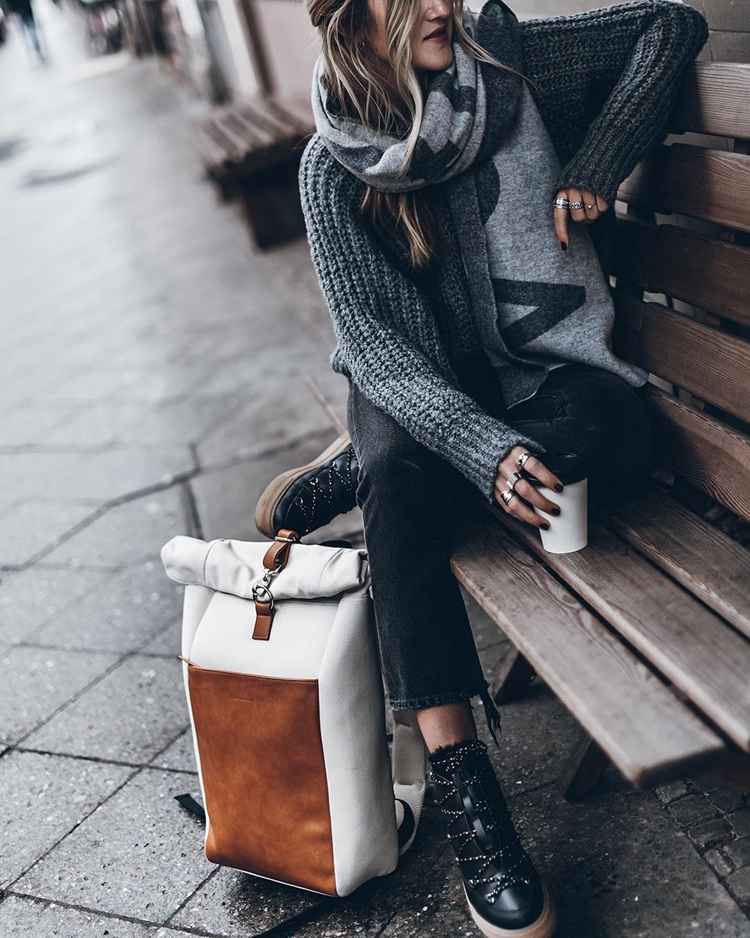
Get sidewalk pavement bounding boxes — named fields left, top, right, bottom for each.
left=1, top=5, right=749, bottom=936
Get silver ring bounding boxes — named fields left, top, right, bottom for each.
left=553, top=197, right=569, bottom=208
left=585, top=202, right=595, bottom=209
left=507, top=471, right=524, bottom=491
left=501, top=489, right=518, bottom=505
left=517, top=451, right=532, bottom=470
left=568, top=200, right=584, bottom=210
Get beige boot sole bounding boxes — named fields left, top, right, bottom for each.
left=254, top=430, right=353, bottom=539
left=464, top=880, right=557, bottom=938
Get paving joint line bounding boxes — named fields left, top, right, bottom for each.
left=4, top=763, right=141, bottom=894
left=161, top=866, right=221, bottom=932
left=1, top=890, right=227, bottom=937
left=10, top=650, right=147, bottom=750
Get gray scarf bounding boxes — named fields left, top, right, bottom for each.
left=311, top=0, right=648, bottom=408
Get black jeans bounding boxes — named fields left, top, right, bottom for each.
left=346, top=356, right=653, bottom=737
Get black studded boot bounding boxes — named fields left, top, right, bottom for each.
left=429, top=739, right=556, bottom=938
left=255, top=431, right=359, bottom=539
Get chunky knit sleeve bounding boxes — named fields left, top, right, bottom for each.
left=520, top=0, right=709, bottom=205
left=299, top=136, right=548, bottom=503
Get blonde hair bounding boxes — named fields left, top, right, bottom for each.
left=304, top=0, right=537, bottom=267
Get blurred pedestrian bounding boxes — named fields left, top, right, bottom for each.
left=7, top=0, right=45, bottom=61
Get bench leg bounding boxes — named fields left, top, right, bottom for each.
left=237, top=161, right=306, bottom=250
left=559, top=729, right=611, bottom=800
left=491, top=646, right=537, bottom=704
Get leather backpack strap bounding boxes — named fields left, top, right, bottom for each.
left=390, top=709, right=428, bottom=855
left=252, top=530, right=301, bottom=641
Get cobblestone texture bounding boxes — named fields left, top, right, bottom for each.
left=1, top=3, right=749, bottom=937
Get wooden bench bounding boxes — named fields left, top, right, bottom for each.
left=451, top=61, right=750, bottom=800
left=192, top=95, right=315, bottom=249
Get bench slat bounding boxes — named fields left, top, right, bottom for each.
left=205, top=119, right=255, bottom=164
left=451, top=513, right=725, bottom=787
left=223, top=111, right=274, bottom=149
left=661, top=145, right=750, bottom=233
left=238, top=99, right=305, bottom=140
left=638, top=384, right=750, bottom=521
left=616, top=145, right=750, bottom=233
left=598, top=485, right=750, bottom=640
left=671, top=63, right=750, bottom=141
left=486, top=501, right=750, bottom=751
left=612, top=292, right=750, bottom=423
left=613, top=217, right=750, bottom=329
left=265, top=96, right=315, bottom=136
left=192, top=96, right=314, bottom=176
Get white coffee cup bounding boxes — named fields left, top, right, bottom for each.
left=526, top=452, right=588, bottom=554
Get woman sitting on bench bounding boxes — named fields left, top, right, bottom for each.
left=255, top=0, right=709, bottom=934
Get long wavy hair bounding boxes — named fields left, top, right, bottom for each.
left=304, top=0, right=537, bottom=268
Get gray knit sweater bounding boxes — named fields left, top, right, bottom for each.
left=300, top=0, right=709, bottom=502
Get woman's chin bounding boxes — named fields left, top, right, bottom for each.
left=414, top=47, right=454, bottom=74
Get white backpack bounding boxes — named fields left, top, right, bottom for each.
left=161, top=529, right=428, bottom=897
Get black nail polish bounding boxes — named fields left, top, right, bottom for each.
left=552, top=507, right=561, bottom=516
left=542, top=523, right=551, bottom=530
left=560, top=242, right=567, bottom=251
left=555, top=483, right=564, bottom=492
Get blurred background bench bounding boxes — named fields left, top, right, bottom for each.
left=192, top=95, right=314, bottom=249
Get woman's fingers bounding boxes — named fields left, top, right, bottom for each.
left=552, top=188, right=611, bottom=247
left=582, top=188, right=599, bottom=222
left=567, top=186, right=587, bottom=225
left=494, top=450, right=563, bottom=531
left=552, top=188, right=569, bottom=249
left=494, top=482, right=549, bottom=529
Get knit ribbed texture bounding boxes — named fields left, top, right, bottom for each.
left=521, top=0, right=709, bottom=204
left=299, top=0, right=709, bottom=503
left=300, top=144, right=546, bottom=501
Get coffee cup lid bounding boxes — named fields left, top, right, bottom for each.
left=526, top=451, right=588, bottom=486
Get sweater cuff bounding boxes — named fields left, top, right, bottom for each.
left=473, top=428, right=549, bottom=506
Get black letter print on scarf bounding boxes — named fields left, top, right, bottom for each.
left=491, top=279, right=586, bottom=354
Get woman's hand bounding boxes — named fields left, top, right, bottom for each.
left=553, top=187, right=609, bottom=250
left=493, top=447, right=564, bottom=532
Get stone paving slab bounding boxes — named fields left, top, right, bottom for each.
left=31, top=561, right=183, bottom=654
left=0, top=404, right=81, bottom=447
left=0, top=499, right=100, bottom=567
left=14, top=767, right=215, bottom=923
left=0, top=895, right=158, bottom=938
left=41, top=486, right=190, bottom=569
left=196, top=376, right=343, bottom=471
left=512, top=782, right=750, bottom=937
left=0, top=447, right=194, bottom=505
left=139, top=615, right=182, bottom=658
left=44, top=395, right=247, bottom=449
left=191, top=431, right=341, bottom=541
left=0, top=566, right=111, bottom=648
left=149, top=728, right=196, bottom=774
left=22, top=654, right=189, bottom=764
left=169, top=868, right=327, bottom=936
left=1, top=750, right=133, bottom=888
left=1, top=645, right=119, bottom=746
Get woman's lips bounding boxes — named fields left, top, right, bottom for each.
left=424, top=27, right=448, bottom=42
